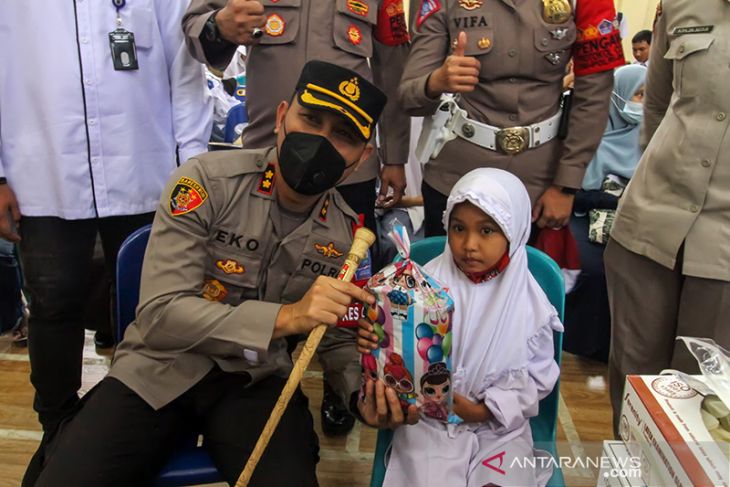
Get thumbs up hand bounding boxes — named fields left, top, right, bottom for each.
left=426, top=31, right=481, bottom=98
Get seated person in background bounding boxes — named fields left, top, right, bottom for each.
left=358, top=168, right=562, bottom=487
left=23, top=61, right=411, bottom=487
left=564, top=64, right=647, bottom=362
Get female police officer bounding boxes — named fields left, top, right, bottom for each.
left=402, top=0, right=625, bottom=236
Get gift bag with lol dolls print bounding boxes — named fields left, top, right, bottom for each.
left=361, top=223, right=456, bottom=422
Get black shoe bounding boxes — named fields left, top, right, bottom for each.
left=321, top=382, right=355, bottom=437
left=94, top=330, right=114, bottom=348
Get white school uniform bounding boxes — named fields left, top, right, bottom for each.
left=383, top=169, right=563, bottom=487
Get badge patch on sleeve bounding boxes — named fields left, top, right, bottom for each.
left=416, top=0, right=441, bottom=30
left=170, top=177, right=208, bottom=216
left=202, top=279, right=228, bottom=302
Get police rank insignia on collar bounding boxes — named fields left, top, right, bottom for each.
left=315, top=242, right=344, bottom=258
left=257, top=164, right=276, bottom=195
left=542, top=0, right=572, bottom=24
left=170, top=177, right=208, bottom=216
left=216, top=259, right=245, bottom=274
left=202, top=279, right=228, bottom=302
left=319, top=195, right=330, bottom=222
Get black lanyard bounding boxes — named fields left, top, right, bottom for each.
left=112, top=0, right=126, bottom=12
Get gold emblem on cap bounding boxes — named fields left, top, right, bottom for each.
left=338, top=78, right=361, bottom=102
left=478, top=37, right=491, bottom=49
left=542, top=0, right=572, bottom=24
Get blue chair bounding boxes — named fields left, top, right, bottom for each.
left=370, top=236, right=565, bottom=487
left=116, top=224, right=223, bottom=487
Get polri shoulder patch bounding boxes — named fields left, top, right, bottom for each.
left=170, top=177, right=208, bottom=216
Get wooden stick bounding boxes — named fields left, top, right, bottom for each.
left=236, top=227, right=376, bottom=487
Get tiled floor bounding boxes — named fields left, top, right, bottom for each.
left=0, top=331, right=613, bottom=486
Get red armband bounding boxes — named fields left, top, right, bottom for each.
left=572, top=0, right=625, bottom=76
left=375, top=0, right=410, bottom=45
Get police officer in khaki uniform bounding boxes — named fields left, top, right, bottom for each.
left=606, top=0, right=730, bottom=434
left=183, top=0, right=411, bottom=224
left=402, top=0, right=625, bottom=236
left=182, top=0, right=412, bottom=434
left=23, top=61, right=413, bottom=487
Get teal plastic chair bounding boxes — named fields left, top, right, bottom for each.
left=370, top=236, right=565, bottom=487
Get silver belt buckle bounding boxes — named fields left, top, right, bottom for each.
left=496, top=126, right=529, bottom=155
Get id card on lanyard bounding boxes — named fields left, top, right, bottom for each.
left=108, top=0, right=139, bottom=70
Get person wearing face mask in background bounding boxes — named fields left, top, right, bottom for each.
left=23, top=61, right=415, bottom=487
left=606, top=0, right=730, bottom=437
left=562, top=64, right=646, bottom=363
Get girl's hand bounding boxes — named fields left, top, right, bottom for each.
left=358, top=379, right=420, bottom=429
left=357, top=318, right=379, bottom=354
left=453, top=393, right=492, bottom=423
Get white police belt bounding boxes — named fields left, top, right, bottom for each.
left=451, top=109, right=562, bottom=155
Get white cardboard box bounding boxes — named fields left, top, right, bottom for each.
left=620, top=375, right=729, bottom=487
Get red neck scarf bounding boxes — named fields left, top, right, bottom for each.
left=458, top=251, right=511, bottom=284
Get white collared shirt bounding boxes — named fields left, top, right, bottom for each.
left=0, top=1, right=212, bottom=219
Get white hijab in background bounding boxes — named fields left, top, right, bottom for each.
left=425, top=168, right=561, bottom=402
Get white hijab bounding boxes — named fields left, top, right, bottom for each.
left=425, top=169, right=560, bottom=400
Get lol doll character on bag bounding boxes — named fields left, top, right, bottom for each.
left=360, top=222, right=455, bottom=422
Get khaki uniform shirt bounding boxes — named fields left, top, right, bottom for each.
left=400, top=0, right=618, bottom=201
left=183, top=0, right=410, bottom=185
left=110, top=148, right=361, bottom=409
left=612, top=0, right=730, bottom=282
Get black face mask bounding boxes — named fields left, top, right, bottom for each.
left=278, top=129, right=359, bottom=196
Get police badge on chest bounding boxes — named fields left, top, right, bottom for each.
left=542, top=0, right=572, bottom=24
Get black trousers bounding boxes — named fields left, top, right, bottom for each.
left=564, top=214, right=610, bottom=362
left=19, top=214, right=154, bottom=431
left=422, top=181, right=448, bottom=237
left=25, top=370, right=319, bottom=487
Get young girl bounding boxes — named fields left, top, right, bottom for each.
left=359, top=168, right=562, bottom=486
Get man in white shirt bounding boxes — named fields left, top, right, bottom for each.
left=0, top=1, right=212, bottom=434
left=631, top=29, right=652, bottom=66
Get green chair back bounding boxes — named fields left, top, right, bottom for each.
left=369, top=236, right=565, bottom=487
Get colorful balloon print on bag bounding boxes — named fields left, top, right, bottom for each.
left=360, top=223, right=456, bottom=422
